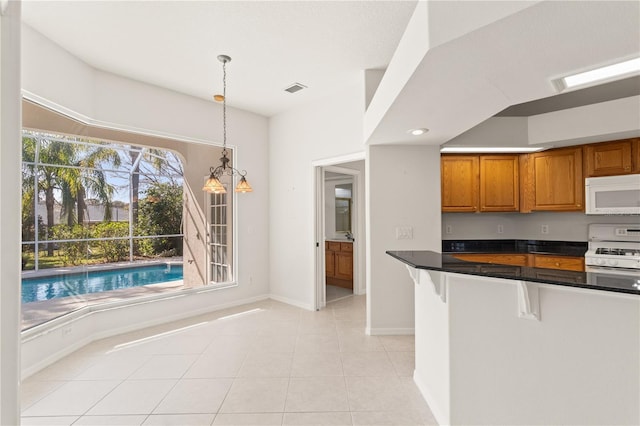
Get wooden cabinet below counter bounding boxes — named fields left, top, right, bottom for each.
left=451, top=253, right=584, bottom=272
left=326, top=241, right=353, bottom=289
left=531, top=254, right=584, bottom=272
left=452, top=253, right=528, bottom=266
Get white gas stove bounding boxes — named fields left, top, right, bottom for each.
left=585, top=224, right=640, bottom=273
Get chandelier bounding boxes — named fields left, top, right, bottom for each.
left=202, top=55, right=253, bottom=194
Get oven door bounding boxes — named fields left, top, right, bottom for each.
left=585, top=174, right=640, bottom=215
left=586, top=266, right=640, bottom=291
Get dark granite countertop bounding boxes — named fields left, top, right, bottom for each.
left=442, top=239, right=587, bottom=257
left=387, top=250, right=640, bottom=295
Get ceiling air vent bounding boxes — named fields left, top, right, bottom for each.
left=284, top=83, right=307, bottom=94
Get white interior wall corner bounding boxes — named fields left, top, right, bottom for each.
left=1, top=2, right=22, bottom=424
left=366, top=144, right=441, bottom=333
left=268, top=77, right=366, bottom=308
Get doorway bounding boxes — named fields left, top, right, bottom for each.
left=313, top=157, right=365, bottom=310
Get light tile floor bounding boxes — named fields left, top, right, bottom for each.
left=21, top=295, right=438, bottom=425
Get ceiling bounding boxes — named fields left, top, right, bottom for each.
left=22, top=0, right=417, bottom=117
left=21, top=1, right=640, bottom=146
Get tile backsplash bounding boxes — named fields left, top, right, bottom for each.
left=442, top=212, right=639, bottom=242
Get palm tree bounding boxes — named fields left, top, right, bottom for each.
left=59, top=145, right=121, bottom=226
left=22, top=134, right=120, bottom=256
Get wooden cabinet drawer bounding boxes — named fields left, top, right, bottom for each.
left=452, top=253, right=529, bottom=266
left=340, top=242, right=353, bottom=252
left=327, top=241, right=341, bottom=251
left=532, top=255, right=584, bottom=272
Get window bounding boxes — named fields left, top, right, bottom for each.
left=21, top=130, right=185, bottom=329
left=206, top=177, right=234, bottom=284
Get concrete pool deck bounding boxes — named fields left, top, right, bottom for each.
left=21, top=258, right=187, bottom=330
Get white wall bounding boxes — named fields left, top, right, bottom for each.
left=367, top=144, right=441, bottom=334
left=444, top=97, right=640, bottom=150
left=528, top=96, right=640, bottom=146
left=443, top=211, right=639, bottom=242
left=269, top=74, right=366, bottom=309
left=20, top=21, right=271, bottom=370
left=0, top=1, right=22, bottom=423
left=443, top=116, right=529, bottom=148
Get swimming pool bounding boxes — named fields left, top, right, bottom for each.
left=21, top=264, right=183, bottom=303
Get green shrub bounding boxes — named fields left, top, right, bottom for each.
left=92, top=222, right=129, bottom=262
left=51, top=225, right=90, bottom=265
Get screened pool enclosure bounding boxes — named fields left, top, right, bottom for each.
left=21, top=131, right=185, bottom=271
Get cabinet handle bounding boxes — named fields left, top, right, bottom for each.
left=555, top=262, right=560, bottom=266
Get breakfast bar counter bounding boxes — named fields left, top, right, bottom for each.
left=386, top=250, right=639, bottom=426
left=387, top=250, right=640, bottom=294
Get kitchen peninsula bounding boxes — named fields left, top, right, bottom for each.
left=387, top=250, right=640, bottom=425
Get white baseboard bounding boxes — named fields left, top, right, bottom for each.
left=269, top=294, right=315, bottom=311
left=366, top=327, right=415, bottom=336
left=413, top=369, right=449, bottom=426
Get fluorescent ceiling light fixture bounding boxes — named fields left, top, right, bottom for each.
left=557, top=57, right=640, bottom=90
left=440, top=146, right=546, bottom=153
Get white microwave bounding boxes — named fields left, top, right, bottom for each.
left=585, top=174, right=640, bottom=215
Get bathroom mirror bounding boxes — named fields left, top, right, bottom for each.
left=335, top=184, right=352, bottom=233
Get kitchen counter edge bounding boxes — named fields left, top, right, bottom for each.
left=387, top=250, right=640, bottom=295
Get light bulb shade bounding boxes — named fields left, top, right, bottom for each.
left=203, top=175, right=226, bottom=194
left=235, top=176, right=253, bottom=193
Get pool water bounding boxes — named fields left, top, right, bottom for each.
left=21, top=264, right=183, bottom=303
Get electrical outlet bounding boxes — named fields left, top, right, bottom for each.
left=396, top=226, right=414, bottom=240
left=445, top=225, right=453, bottom=235
left=541, top=224, right=549, bottom=234
left=497, top=224, right=504, bottom=234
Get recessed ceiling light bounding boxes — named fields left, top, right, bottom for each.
left=408, top=128, right=429, bottom=136
left=555, top=57, right=640, bottom=91
left=440, top=146, right=546, bottom=153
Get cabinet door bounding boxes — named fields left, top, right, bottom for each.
left=584, top=140, right=633, bottom=177
left=479, top=155, right=519, bottom=212
left=633, top=138, right=640, bottom=173
left=532, top=255, right=584, bottom=272
left=529, top=147, right=583, bottom=211
left=325, top=250, right=335, bottom=278
left=334, top=252, right=353, bottom=280
left=441, top=156, right=479, bottom=212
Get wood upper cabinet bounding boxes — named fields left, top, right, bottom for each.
left=441, top=156, right=479, bottom=212
left=584, top=139, right=633, bottom=177
left=479, top=155, right=519, bottom=212
left=524, top=146, right=583, bottom=212
left=441, top=155, right=519, bottom=213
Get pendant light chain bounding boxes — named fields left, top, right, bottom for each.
left=202, top=54, right=253, bottom=194
left=222, top=58, right=227, bottom=157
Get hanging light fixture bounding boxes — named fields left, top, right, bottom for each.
left=202, top=54, right=253, bottom=194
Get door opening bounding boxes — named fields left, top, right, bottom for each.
left=313, top=158, right=365, bottom=311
